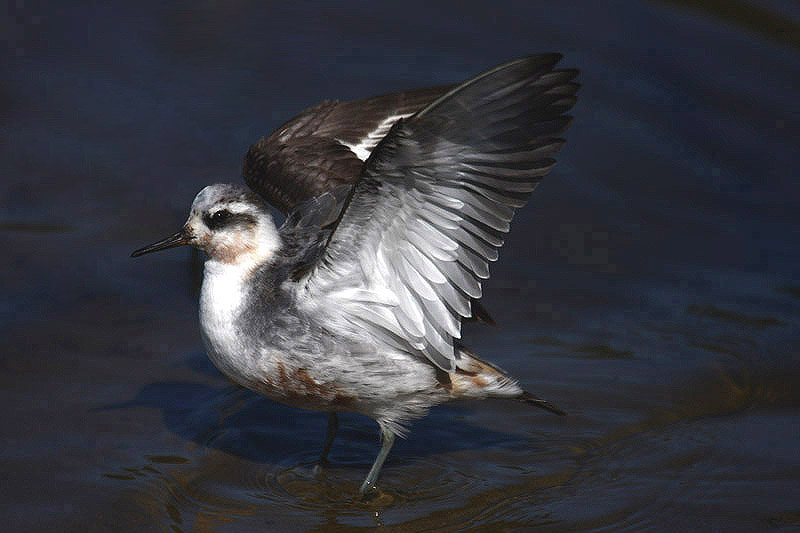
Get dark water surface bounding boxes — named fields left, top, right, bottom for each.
left=3, top=1, right=799, bottom=531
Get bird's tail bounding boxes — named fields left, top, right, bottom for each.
left=519, top=391, right=566, bottom=416
left=451, top=344, right=566, bottom=416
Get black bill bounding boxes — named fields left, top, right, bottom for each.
left=130, top=231, right=189, bottom=257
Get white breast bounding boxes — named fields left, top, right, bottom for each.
left=199, top=259, right=256, bottom=387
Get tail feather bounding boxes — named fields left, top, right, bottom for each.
left=453, top=344, right=567, bottom=416
left=521, top=391, right=567, bottom=416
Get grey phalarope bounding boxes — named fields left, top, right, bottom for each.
left=132, top=54, right=578, bottom=493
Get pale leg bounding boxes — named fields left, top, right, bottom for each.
left=358, top=425, right=396, bottom=494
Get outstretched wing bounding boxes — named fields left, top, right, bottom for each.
left=242, top=86, right=452, bottom=214
left=300, top=54, right=579, bottom=372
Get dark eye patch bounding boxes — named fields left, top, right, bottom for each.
left=203, top=209, right=257, bottom=230
left=203, top=209, right=233, bottom=230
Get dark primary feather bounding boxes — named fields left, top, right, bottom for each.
left=305, top=54, right=579, bottom=371
left=243, top=86, right=453, bottom=214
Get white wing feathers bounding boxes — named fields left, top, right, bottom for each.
left=336, top=113, right=414, bottom=162
left=301, top=55, right=578, bottom=372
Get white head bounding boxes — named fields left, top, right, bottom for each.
left=132, top=184, right=281, bottom=269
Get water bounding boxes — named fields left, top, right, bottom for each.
left=3, top=1, right=799, bottom=530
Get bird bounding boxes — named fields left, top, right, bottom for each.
left=131, top=54, right=578, bottom=494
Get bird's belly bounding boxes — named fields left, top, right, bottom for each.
left=199, top=311, right=357, bottom=412
left=261, top=360, right=358, bottom=412
left=203, top=338, right=358, bottom=412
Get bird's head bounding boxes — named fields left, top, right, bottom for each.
left=131, top=184, right=280, bottom=267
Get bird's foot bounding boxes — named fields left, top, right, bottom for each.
left=312, top=459, right=330, bottom=476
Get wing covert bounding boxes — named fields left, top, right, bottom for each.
left=242, top=86, right=452, bottom=214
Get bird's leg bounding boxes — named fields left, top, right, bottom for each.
left=358, top=425, right=396, bottom=494
left=319, top=412, right=338, bottom=464
left=313, top=413, right=338, bottom=475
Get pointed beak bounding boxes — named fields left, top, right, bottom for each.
left=130, top=230, right=190, bottom=257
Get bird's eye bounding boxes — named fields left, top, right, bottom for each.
left=205, top=209, right=233, bottom=229
left=212, top=210, right=231, bottom=222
